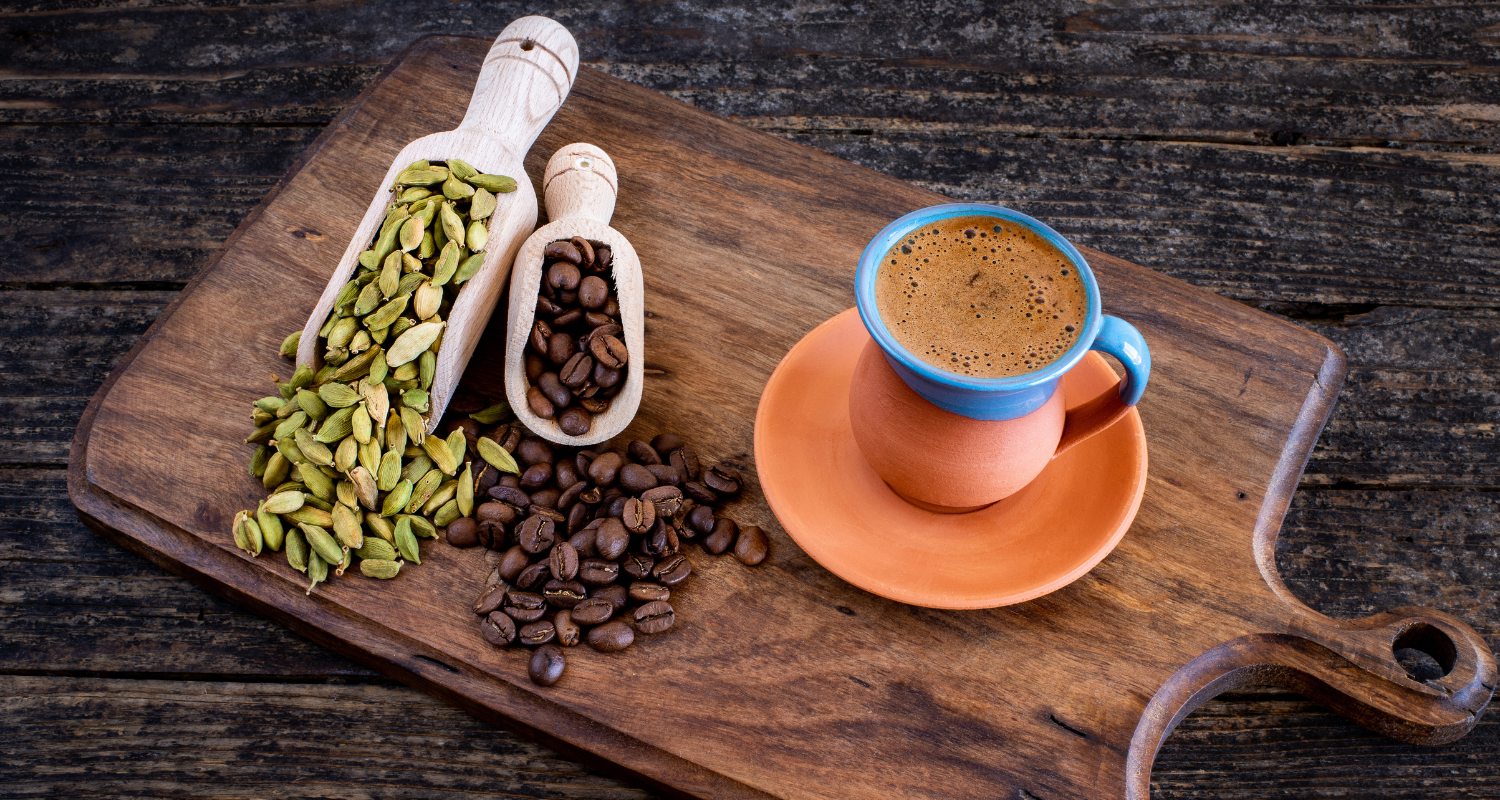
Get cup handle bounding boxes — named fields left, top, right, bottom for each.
left=1054, top=315, right=1151, bottom=458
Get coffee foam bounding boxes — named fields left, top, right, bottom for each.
left=874, top=215, right=1087, bottom=378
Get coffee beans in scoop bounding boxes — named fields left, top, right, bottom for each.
left=452, top=421, right=767, bottom=686
left=525, top=237, right=627, bottom=436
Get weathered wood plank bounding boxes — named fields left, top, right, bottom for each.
left=0, top=676, right=660, bottom=800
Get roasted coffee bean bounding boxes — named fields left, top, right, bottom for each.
left=671, top=446, right=702, bottom=480
left=516, top=562, right=551, bottom=592
left=629, top=582, right=671, bottom=603
left=528, top=644, right=566, bottom=685
left=520, top=462, right=554, bottom=491
left=641, top=485, right=683, bottom=516
left=547, top=260, right=581, bottom=291
left=566, top=500, right=591, bottom=535
left=583, top=311, right=615, bottom=328
left=538, top=372, right=572, bottom=408
left=619, top=463, right=659, bottom=494
left=592, top=362, right=622, bottom=389
left=622, top=497, right=655, bottom=534
left=498, top=545, right=531, bottom=582
left=526, top=352, right=548, bottom=384
left=594, top=583, right=629, bottom=612
left=517, top=515, right=556, bottom=554
left=653, top=553, right=693, bottom=585
left=595, top=245, right=613, bottom=273
left=643, top=519, right=678, bottom=557
left=477, top=520, right=502, bottom=549
left=529, top=488, right=562, bottom=510
left=477, top=501, right=518, bottom=526
left=570, top=596, right=614, bottom=625
left=646, top=464, right=682, bottom=486
left=498, top=426, right=524, bottom=453
left=558, top=407, right=591, bottom=436
left=557, top=481, right=585, bottom=511
left=704, top=464, right=743, bottom=496
left=553, top=458, right=581, bottom=490
left=560, top=352, right=593, bottom=388
left=481, top=611, right=517, bottom=647
left=632, top=601, right=676, bottom=635
left=520, top=620, right=557, bottom=647
left=503, top=591, right=547, bottom=623
left=516, top=437, right=555, bottom=466
left=604, top=493, right=629, bottom=519
left=547, top=331, right=575, bottom=366
left=475, top=464, right=501, bottom=496
left=473, top=584, right=508, bottom=615
left=549, top=541, right=579, bottom=581
left=544, top=240, right=582, bottom=264
left=578, top=275, right=609, bottom=309
left=488, top=485, right=531, bottom=509
left=591, top=334, right=628, bottom=369
left=704, top=517, right=737, bottom=555
left=542, top=579, right=587, bottom=609
left=498, top=472, right=522, bottom=490
left=526, top=386, right=556, bottom=419
left=622, top=552, right=654, bottom=581
left=554, top=611, right=581, bottom=646
left=578, top=397, right=609, bottom=414
left=587, top=620, right=634, bottom=652
left=552, top=307, right=584, bottom=328
left=628, top=440, right=662, bottom=465
left=650, top=433, right=685, bottom=455
left=590, top=322, right=623, bottom=342
left=571, top=236, right=595, bottom=266
left=734, top=525, right=770, bottom=565
left=530, top=320, right=553, bottom=354
left=683, top=481, right=718, bottom=504
left=594, top=517, right=630, bottom=560
left=688, top=505, right=716, bottom=536
left=587, top=451, right=623, bottom=486
left=578, top=557, right=621, bottom=586
left=567, top=527, right=597, bottom=557
left=535, top=294, right=563, bottom=319
left=446, top=516, right=479, bottom=547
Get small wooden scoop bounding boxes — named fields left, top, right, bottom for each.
left=296, top=16, right=578, bottom=433
left=505, top=143, right=644, bottom=445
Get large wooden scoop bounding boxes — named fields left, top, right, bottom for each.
left=505, top=143, right=644, bottom=445
left=296, top=16, right=578, bottom=433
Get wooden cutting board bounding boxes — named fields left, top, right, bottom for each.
left=68, top=35, right=1495, bottom=800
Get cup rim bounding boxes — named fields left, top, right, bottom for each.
left=855, top=203, right=1102, bottom=393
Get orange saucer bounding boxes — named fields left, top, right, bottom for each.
left=754, top=308, right=1148, bottom=609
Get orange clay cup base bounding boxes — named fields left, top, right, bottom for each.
left=754, top=308, right=1148, bottom=609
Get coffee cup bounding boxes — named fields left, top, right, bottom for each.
left=849, top=203, right=1150, bottom=511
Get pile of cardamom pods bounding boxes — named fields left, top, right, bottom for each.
left=234, top=158, right=522, bottom=593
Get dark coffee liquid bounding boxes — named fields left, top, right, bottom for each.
left=874, top=215, right=1087, bottom=378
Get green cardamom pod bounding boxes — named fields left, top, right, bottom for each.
left=387, top=321, right=444, bottom=368
left=351, top=402, right=372, bottom=445
left=421, top=480, right=458, bottom=517
left=297, top=461, right=334, bottom=502
left=385, top=408, right=408, bottom=453
left=439, top=201, right=465, bottom=244
left=252, top=408, right=275, bottom=428
left=354, top=281, right=382, bottom=316
left=306, top=551, right=327, bottom=594
left=382, top=479, right=413, bottom=517
left=412, top=280, right=441, bottom=321
left=314, top=406, right=356, bottom=444
left=349, top=465, right=379, bottom=510
left=366, top=350, right=390, bottom=388
left=276, top=436, right=306, bottom=466
left=279, top=330, right=302, bottom=358
left=377, top=449, right=402, bottom=492
left=254, top=395, right=287, bottom=414
left=387, top=317, right=416, bottom=342
left=447, top=158, right=477, bottom=180
left=285, top=527, right=309, bottom=573
left=358, top=249, right=381, bottom=269
left=466, top=219, right=488, bottom=252
left=232, top=511, right=255, bottom=556
left=393, top=516, right=420, bottom=563
left=274, top=394, right=302, bottom=419
left=465, top=173, right=517, bottom=193
left=348, top=329, right=372, bottom=355
left=405, top=468, right=442, bottom=514
left=293, top=427, right=334, bottom=467
left=379, top=251, right=402, bottom=298
left=295, top=388, right=328, bottom=422
left=476, top=436, right=520, bottom=475
left=402, top=388, right=430, bottom=414
left=418, top=351, right=436, bottom=392
left=397, top=186, right=432, bottom=204
left=285, top=505, right=333, bottom=528
left=404, top=514, right=437, bottom=539
left=468, top=403, right=511, bottom=425
left=469, top=187, right=496, bottom=221
left=246, top=420, right=277, bottom=446
left=365, top=513, right=395, bottom=543
left=262, top=451, right=290, bottom=490
left=457, top=462, right=474, bottom=518
left=331, top=503, right=364, bottom=550
left=359, top=559, right=402, bottom=579
left=446, top=429, right=466, bottom=466
left=354, top=537, right=397, bottom=561
left=401, top=252, right=423, bottom=275
left=331, top=346, right=380, bottom=383
left=335, top=435, right=359, bottom=473
left=453, top=253, right=486, bottom=285
left=431, top=241, right=460, bottom=286
left=422, top=434, right=459, bottom=477
left=400, top=454, right=433, bottom=485
left=399, top=216, right=424, bottom=252
left=332, top=281, right=360, bottom=313
left=393, top=167, right=448, bottom=186
left=248, top=445, right=272, bottom=478
left=327, top=316, right=358, bottom=349
left=400, top=406, right=427, bottom=446
left=324, top=346, right=350, bottom=367
left=263, top=490, right=304, bottom=515
left=433, top=498, right=462, bottom=528
left=318, top=382, right=362, bottom=409
left=442, top=173, right=475, bottom=200
left=363, top=294, right=409, bottom=331
left=362, top=384, right=390, bottom=437
left=302, top=492, right=333, bottom=512
left=256, top=501, right=285, bottom=552
left=392, top=361, right=419, bottom=382
left=274, top=411, right=308, bottom=442
left=358, top=435, right=382, bottom=476
left=312, top=363, right=338, bottom=385
left=336, top=479, right=357, bottom=509
left=299, top=523, right=345, bottom=565
left=396, top=273, right=425, bottom=301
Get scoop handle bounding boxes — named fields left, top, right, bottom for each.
left=543, top=143, right=618, bottom=225
left=458, top=16, right=579, bottom=147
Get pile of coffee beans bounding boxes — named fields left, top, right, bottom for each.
left=447, top=426, right=768, bottom=686
left=524, top=237, right=627, bottom=436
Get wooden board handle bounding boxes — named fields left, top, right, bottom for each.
left=458, top=16, right=579, bottom=147
left=543, top=143, right=618, bottom=224
left=1125, top=608, right=1497, bottom=800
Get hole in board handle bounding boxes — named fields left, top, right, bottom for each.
left=520, top=38, right=536, bottom=51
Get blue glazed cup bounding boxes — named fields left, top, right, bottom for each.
left=849, top=203, right=1151, bottom=509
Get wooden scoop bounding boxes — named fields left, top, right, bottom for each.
left=505, top=143, right=644, bottom=445
left=295, top=16, right=579, bottom=433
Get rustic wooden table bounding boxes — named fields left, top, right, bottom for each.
left=3, top=3, right=1496, bottom=798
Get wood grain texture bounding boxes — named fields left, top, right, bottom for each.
left=65, top=35, right=1494, bottom=800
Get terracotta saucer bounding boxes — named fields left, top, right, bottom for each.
left=754, top=308, right=1148, bottom=609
